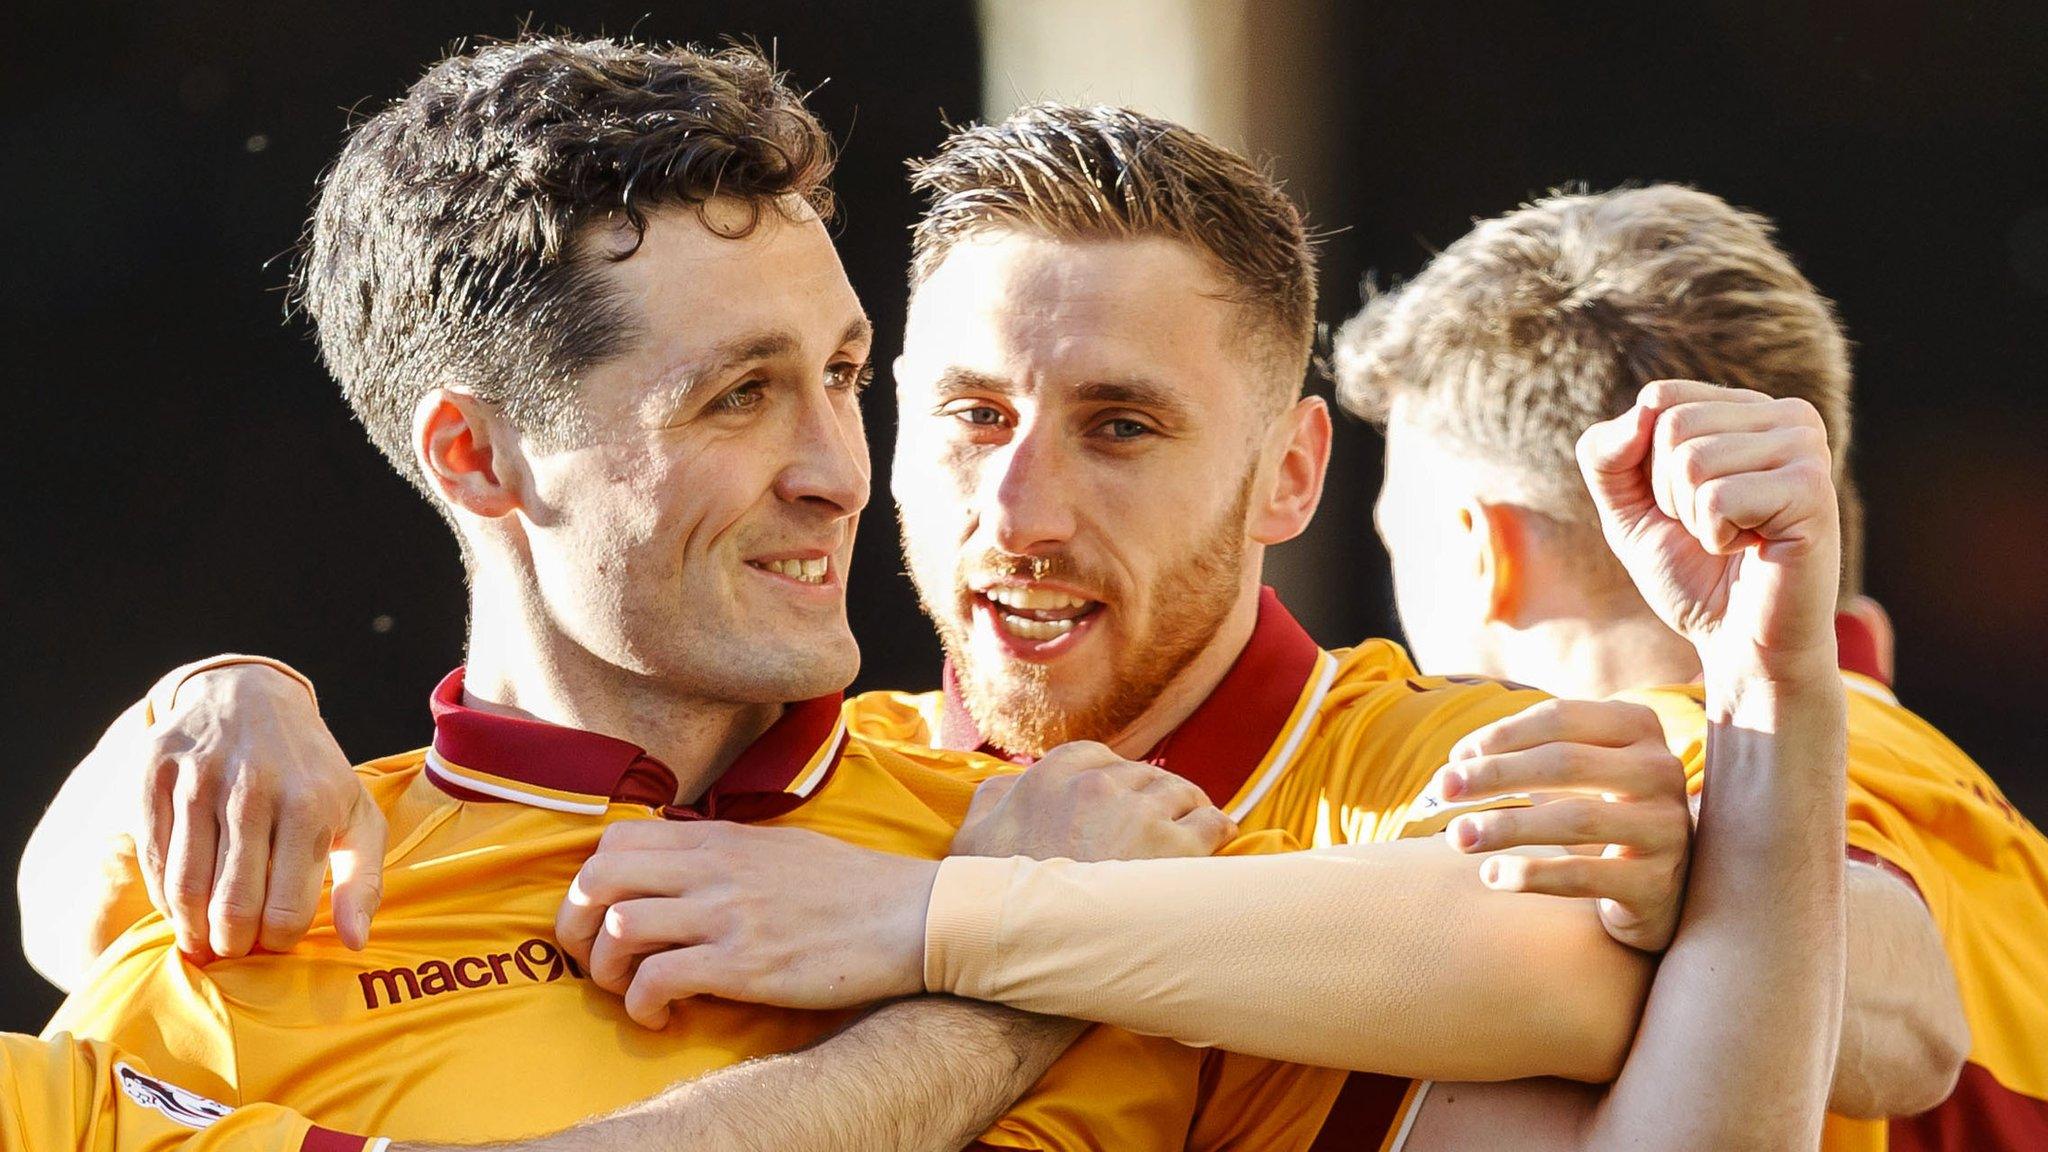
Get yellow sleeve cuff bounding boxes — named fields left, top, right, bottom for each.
left=145, top=654, right=317, bottom=724
left=923, top=854, right=1021, bottom=997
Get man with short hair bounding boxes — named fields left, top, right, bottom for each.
left=1335, top=184, right=2048, bottom=1147
left=565, top=184, right=2036, bottom=1148
left=29, top=37, right=1331, bottom=1152
left=23, top=40, right=1688, bottom=1152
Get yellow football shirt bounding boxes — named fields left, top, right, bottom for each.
left=49, top=669, right=1307, bottom=1151
left=0, top=1032, right=377, bottom=1152
left=853, top=588, right=1563, bottom=1149
left=1623, top=673, right=2048, bottom=1151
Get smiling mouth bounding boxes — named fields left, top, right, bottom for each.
left=977, top=585, right=1102, bottom=641
left=749, top=557, right=831, bottom=585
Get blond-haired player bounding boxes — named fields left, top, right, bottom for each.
left=1336, top=184, right=2046, bottom=1148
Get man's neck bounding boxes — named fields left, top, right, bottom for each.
left=461, top=581, right=781, bottom=804
left=1096, top=582, right=1264, bottom=759
left=1493, top=606, right=1702, bottom=700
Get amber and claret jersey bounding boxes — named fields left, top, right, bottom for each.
left=50, top=669, right=1338, bottom=1151
left=1621, top=670, right=2048, bottom=1152
left=0, top=1032, right=378, bottom=1152
left=858, top=588, right=2048, bottom=1150
left=856, top=587, right=1603, bottom=1150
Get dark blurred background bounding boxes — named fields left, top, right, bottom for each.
left=5, top=1, right=2043, bottom=1031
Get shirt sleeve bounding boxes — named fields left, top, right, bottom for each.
left=924, top=835, right=1648, bottom=1083
left=0, top=1033, right=376, bottom=1152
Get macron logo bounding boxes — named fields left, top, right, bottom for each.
left=359, top=938, right=584, bottom=1010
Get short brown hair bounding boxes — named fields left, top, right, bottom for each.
left=296, top=35, right=834, bottom=497
left=1334, top=184, right=1863, bottom=597
left=908, top=104, right=1317, bottom=407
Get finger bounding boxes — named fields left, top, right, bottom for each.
left=1687, top=464, right=1832, bottom=556
left=1636, top=379, right=1773, bottom=413
left=1138, top=770, right=1211, bottom=819
left=557, top=852, right=694, bottom=968
left=329, top=792, right=387, bottom=951
left=1445, top=742, right=1685, bottom=804
left=1450, top=797, right=1686, bottom=856
left=137, top=755, right=179, bottom=921
left=963, top=774, right=1017, bottom=826
left=588, top=898, right=704, bottom=994
left=1663, top=427, right=1824, bottom=496
left=206, top=791, right=274, bottom=959
left=1450, top=699, right=1663, bottom=762
left=623, top=948, right=710, bottom=1031
left=257, top=812, right=330, bottom=953
left=1174, top=806, right=1239, bottom=853
left=1480, top=852, right=1663, bottom=908
left=162, top=777, right=222, bottom=959
left=595, top=820, right=715, bottom=854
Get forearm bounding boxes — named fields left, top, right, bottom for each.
left=393, top=997, right=1079, bottom=1152
left=20, top=698, right=155, bottom=989
left=926, top=836, right=1651, bottom=1082
left=1829, top=861, right=1968, bottom=1116
left=1585, top=673, right=1848, bottom=1150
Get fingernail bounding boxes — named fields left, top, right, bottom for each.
left=1440, top=769, right=1466, bottom=801
left=1480, top=857, right=1504, bottom=887
left=350, top=910, right=373, bottom=949
left=1451, top=816, right=1480, bottom=850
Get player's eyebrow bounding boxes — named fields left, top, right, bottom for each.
left=653, top=315, right=873, bottom=411
left=1072, top=378, right=1189, bottom=420
left=928, top=371, right=1187, bottom=416
left=931, top=366, right=1019, bottom=398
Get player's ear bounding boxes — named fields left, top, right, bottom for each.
left=413, top=389, right=526, bottom=520
left=1249, top=395, right=1332, bottom=546
left=1467, top=500, right=1529, bottom=626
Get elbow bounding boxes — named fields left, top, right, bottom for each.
left=1834, top=1009, right=1970, bottom=1119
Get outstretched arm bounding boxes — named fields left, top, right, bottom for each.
left=388, top=998, right=1079, bottom=1152
left=19, top=658, right=380, bottom=988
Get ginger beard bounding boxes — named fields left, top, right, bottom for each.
left=907, top=472, right=1254, bottom=757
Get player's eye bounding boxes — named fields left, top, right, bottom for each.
left=1095, top=416, right=1156, bottom=441
left=712, top=380, right=768, bottom=412
left=942, top=402, right=1009, bottom=429
left=827, top=361, right=874, bottom=393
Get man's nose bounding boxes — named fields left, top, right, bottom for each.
left=981, top=429, right=1076, bottom=555
left=776, top=389, right=871, bottom=517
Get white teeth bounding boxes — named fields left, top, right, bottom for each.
left=753, top=558, right=828, bottom=584
left=984, top=586, right=1090, bottom=611
left=997, top=613, right=1077, bottom=641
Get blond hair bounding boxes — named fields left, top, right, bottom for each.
left=908, top=103, right=1317, bottom=407
left=1334, top=183, right=1861, bottom=596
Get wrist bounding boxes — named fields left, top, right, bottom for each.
left=887, top=858, right=942, bottom=998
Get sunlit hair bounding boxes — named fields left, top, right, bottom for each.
left=908, top=103, right=1317, bottom=411
left=295, top=34, right=835, bottom=499
left=1334, top=183, right=1862, bottom=597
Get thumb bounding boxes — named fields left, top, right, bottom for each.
left=1576, top=402, right=1658, bottom=535
left=329, top=791, right=387, bottom=951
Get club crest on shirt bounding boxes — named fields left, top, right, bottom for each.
left=115, top=1062, right=233, bottom=1130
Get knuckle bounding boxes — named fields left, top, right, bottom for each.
left=166, top=878, right=211, bottom=913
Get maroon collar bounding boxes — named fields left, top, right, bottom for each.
left=938, top=587, right=1333, bottom=807
left=425, top=668, right=848, bottom=822
left=1834, top=612, right=1888, bottom=686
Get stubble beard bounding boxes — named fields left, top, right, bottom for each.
left=909, top=476, right=1253, bottom=758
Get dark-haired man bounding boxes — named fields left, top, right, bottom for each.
left=24, top=38, right=1688, bottom=1152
